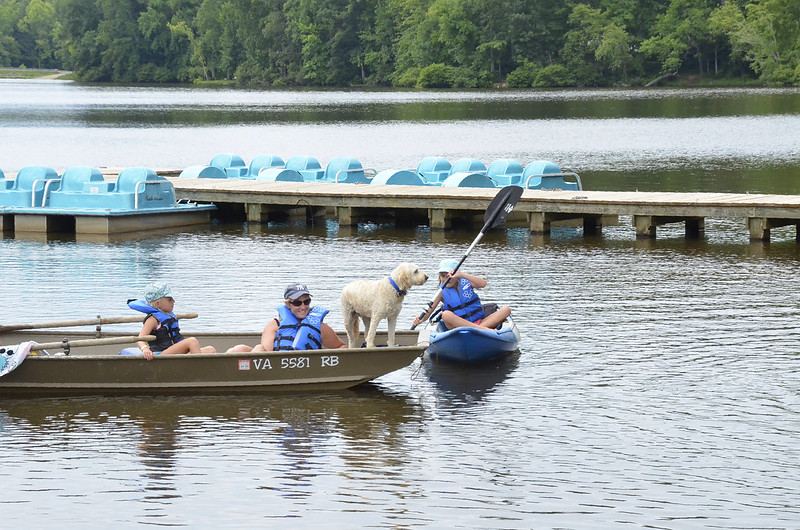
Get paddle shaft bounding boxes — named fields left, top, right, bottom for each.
left=411, top=186, right=523, bottom=330
left=0, top=313, right=198, bottom=333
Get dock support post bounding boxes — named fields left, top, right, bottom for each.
left=685, top=217, right=705, bottom=239
left=338, top=206, right=356, bottom=227
left=583, top=215, right=602, bottom=236
left=0, top=214, right=11, bottom=235
left=429, top=209, right=450, bottom=230
left=528, top=212, right=550, bottom=235
left=634, top=215, right=656, bottom=239
left=13, top=214, right=51, bottom=234
left=747, top=217, right=769, bottom=242
left=246, top=203, right=269, bottom=223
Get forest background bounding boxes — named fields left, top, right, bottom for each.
left=1, top=0, right=798, bottom=88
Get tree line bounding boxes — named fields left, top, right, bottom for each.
left=1, top=0, right=798, bottom=87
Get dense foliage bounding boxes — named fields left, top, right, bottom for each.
left=1, top=0, right=799, bottom=87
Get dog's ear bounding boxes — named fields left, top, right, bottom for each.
left=401, top=262, right=419, bottom=289
left=393, top=263, right=410, bottom=290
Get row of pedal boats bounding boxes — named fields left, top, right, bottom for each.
left=0, top=313, right=520, bottom=395
left=181, top=153, right=583, bottom=190
left=0, top=154, right=580, bottom=213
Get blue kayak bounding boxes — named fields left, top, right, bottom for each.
left=420, top=316, right=520, bottom=364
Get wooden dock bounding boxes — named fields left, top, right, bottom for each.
left=169, top=178, right=800, bottom=242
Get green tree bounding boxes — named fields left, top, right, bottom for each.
left=560, top=3, right=633, bottom=86
left=391, top=0, right=429, bottom=81
left=417, top=0, right=480, bottom=68
left=52, top=0, right=101, bottom=75
left=0, top=0, right=24, bottom=66
left=640, top=0, right=723, bottom=79
left=137, top=0, right=198, bottom=82
left=16, top=0, right=59, bottom=68
left=232, top=0, right=297, bottom=85
left=54, top=0, right=147, bottom=81
left=710, top=0, right=800, bottom=84
left=360, top=0, right=399, bottom=84
left=194, top=0, right=242, bottom=80
left=284, top=0, right=372, bottom=85
left=595, top=21, right=633, bottom=81
left=504, top=0, right=570, bottom=69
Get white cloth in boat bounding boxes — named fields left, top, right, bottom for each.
left=0, top=341, right=35, bottom=377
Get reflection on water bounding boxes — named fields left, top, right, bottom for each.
left=420, top=352, right=520, bottom=406
left=0, top=388, right=424, bottom=526
left=3, top=82, right=800, bottom=124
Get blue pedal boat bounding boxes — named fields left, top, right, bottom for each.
left=1, top=166, right=216, bottom=236
left=420, top=316, right=520, bottom=364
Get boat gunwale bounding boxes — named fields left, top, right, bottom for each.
left=19, top=344, right=425, bottom=361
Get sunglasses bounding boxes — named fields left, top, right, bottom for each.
left=288, top=299, right=311, bottom=307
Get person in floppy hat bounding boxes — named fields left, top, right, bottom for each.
left=250, top=283, right=345, bottom=352
left=130, top=282, right=217, bottom=360
left=412, top=259, right=512, bottom=331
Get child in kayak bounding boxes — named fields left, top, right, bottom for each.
left=412, top=259, right=511, bottom=331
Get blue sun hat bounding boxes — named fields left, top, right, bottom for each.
left=438, top=259, right=458, bottom=273
left=144, top=282, right=174, bottom=302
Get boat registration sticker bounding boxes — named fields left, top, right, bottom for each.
left=238, top=359, right=251, bottom=371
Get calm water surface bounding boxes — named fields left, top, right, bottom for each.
left=2, top=82, right=800, bottom=528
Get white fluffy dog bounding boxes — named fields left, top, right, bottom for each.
left=341, top=263, right=428, bottom=348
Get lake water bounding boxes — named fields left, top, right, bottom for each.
left=2, top=81, right=800, bottom=528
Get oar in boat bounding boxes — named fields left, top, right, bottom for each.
left=31, top=335, right=157, bottom=351
left=411, top=185, right=524, bottom=330
left=0, top=314, right=198, bottom=333
left=1, top=335, right=156, bottom=363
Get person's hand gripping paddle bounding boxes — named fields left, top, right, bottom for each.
left=411, top=185, right=524, bottom=330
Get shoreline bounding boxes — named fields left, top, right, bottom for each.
left=0, top=67, right=767, bottom=88
left=0, top=68, right=72, bottom=80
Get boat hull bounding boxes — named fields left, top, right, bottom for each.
left=423, top=318, right=520, bottom=364
left=0, top=330, right=423, bottom=396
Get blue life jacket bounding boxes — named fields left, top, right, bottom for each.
left=441, top=278, right=485, bottom=323
left=274, top=305, right=329, bottom=351
left=128, top=298, right=184, bottom=351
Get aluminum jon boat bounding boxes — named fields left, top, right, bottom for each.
left=0, top=329, right=424, bottom=396
left=418, top=317, right=520, bottom=364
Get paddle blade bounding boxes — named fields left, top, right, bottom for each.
left=483, top=185, right=523, bottom=230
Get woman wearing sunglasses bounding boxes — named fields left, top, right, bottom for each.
left=252, top=283, right=346, bottom=352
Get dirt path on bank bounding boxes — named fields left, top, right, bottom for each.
left=37, top=71, right=70, bottom=79
left=0, top=69, right=72, bottom=79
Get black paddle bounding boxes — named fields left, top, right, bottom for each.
left=411, top=185, right=524, bottom=330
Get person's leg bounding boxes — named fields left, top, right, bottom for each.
left=479, top=306, right=511, bottom=329
left=161, top=337, right=200, bottom=354
left=441, top=310, right=479, bottom=329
